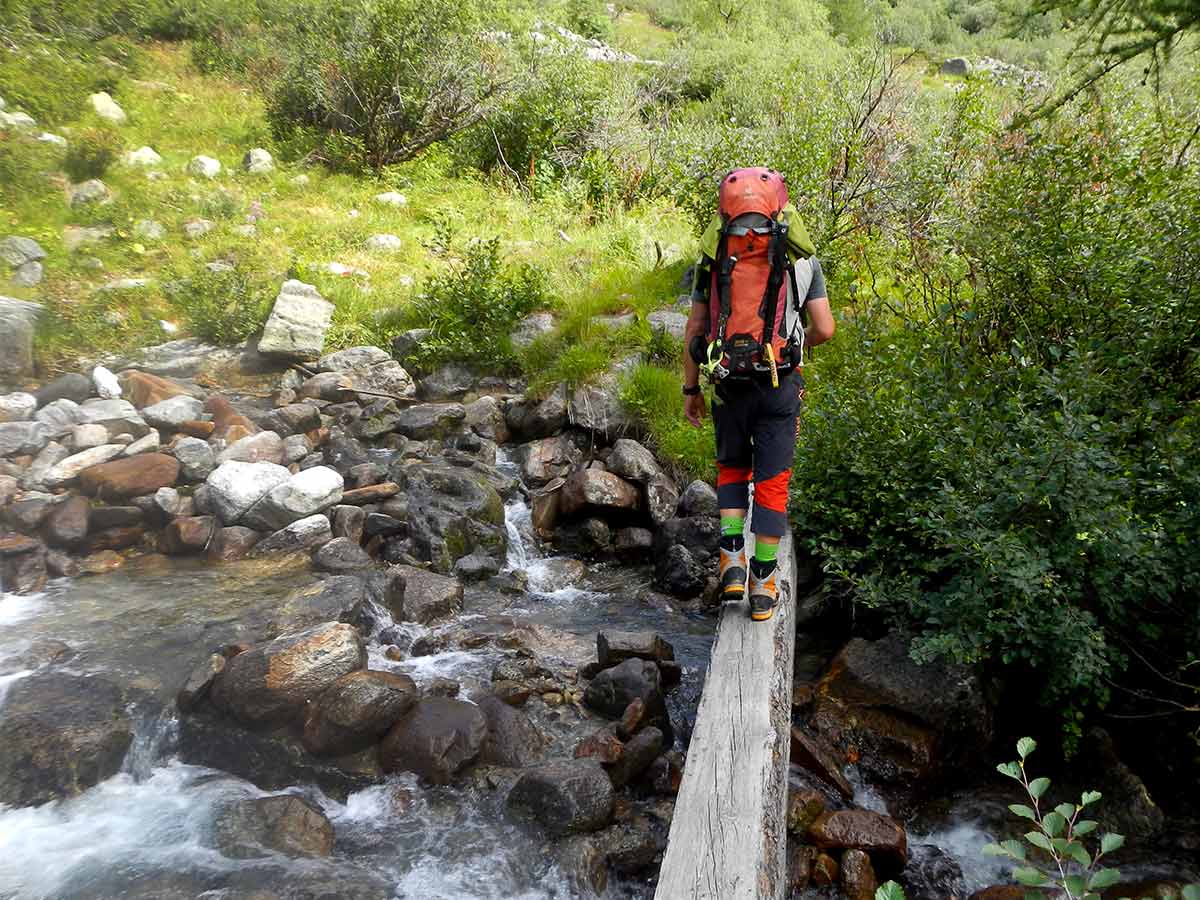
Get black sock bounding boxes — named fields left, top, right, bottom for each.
left=750, top=557, right=777, bottom=578
left=719, top=534, right=745, bottom=553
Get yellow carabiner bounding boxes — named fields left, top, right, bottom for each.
left=765, top=343, right=779, bottom=388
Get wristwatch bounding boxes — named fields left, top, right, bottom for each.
left=682, top=384, right=701, bottom=396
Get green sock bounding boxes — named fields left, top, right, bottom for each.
left=754, top=541, right=779, bottom=564
left=720, top=515, right=745, bottom=537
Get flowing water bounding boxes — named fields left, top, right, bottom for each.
left=0, top=460, right=714, bottom=900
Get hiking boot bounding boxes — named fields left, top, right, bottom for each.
left=748, top=566, right=779, bottom=622
left=718, top=544, right=747, bottom=598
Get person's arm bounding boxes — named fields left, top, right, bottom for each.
left=803, top=258, right=834, bottom=346
left=683, top=301, right=709, bottom=427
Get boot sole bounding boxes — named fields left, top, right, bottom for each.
left=750, top=607, right=776, bottom=622
left=722, top=584, right=746, bottom=596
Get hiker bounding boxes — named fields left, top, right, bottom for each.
left=681, top=167, right=835, bottom=622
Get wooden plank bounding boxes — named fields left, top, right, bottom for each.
left=655, top=527, right=796, bottom=900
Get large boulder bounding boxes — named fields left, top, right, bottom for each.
left=676, top=479, right=719, bottom=518
left=583, top=658, right=672, bottom=745
left=42, top=495, right=90, bottom=549
left=568, top=378, right=635, bottom=442
left=173, top=436, right=216, bottom=482
left=75, top=398, right=149, bottom=437
left=596, top=631, right=675, bottom=668
left=389, top=462, right=506, bottom=573
left=205, top=460, right=291, bottom=525
left=807, top=809, right=908, bottom=874
left=242, top=466, right=344, bottom=532
left=0, top=421, right=49, bottom=457
left=386, top=565, right=463, bottom=624
left=251, top=514, right=333, bottom=555
left=209, top=623, right=367, bottom=728
left=0, top=532, right=47, bottom=594
left=78, top=453, right=180, bottom=501
left=811, top=634, right=992, bottom=786
left=509, top=384, right=570, bottom=439
left=419, top=364, right=475, bottom=401
left=302, top=670, right=418, bottom=756
left=507, top=760, right=615, bottom=836
left=653, top=516, right=721, bottom=597
left=256, top=280, right=334, bottom=361
left=0, top=672, right=133, bottom=807
left=35, top=373, right=93, bottom=406
left=516, top=435, right=583, bottom=487
left=141, top=395, right=205, bottom=432
left=477, top=695, right=545, bottom=768
left=267, top=574, right=377, bottom=635
left=0, top=297, right=43, bottom=381
left=379, top=697, right=488, bottom=784
left=607, top=438, right=679, bottom=525
left=316, top=346, right=415, bottom=399
left=214, top=795, right=333, bottom=859
left=119, top=370, right=191, bottom=409
left=393, top=403, right=465, bottom=441
left=216, top=431, right=285, bottom=465
left=560, top=468, right=640, bottom=518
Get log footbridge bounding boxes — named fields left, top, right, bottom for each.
left=656, top=528, right=797, bottom=899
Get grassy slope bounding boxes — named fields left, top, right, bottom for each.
left=2, top=42, right=693, bottom=377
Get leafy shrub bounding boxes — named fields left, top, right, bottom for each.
left=621, top=363, right=715, bottom=482
left=0, top=41, right=118, bottom=126
left=62, top=127, right=124, bottom=181
left=391, top=237, right=548, bottom=371
left=267, top=0, right=513, bottom=172
left=164, top=265, right=271, bottom=345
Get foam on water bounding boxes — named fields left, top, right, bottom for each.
left=910, top=820, right=1012, bottom=891
left=846, top=765, right=890, bottom=814
left=382, top=648, right=494, bottom=686
left=0, top=669, right=31, bottom=707
left=0, top=590, right=44, bottom=629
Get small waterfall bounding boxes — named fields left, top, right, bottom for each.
left=504, top=496, right=541, bottom=572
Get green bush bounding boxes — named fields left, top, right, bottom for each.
left=0, top=41, right=118, bottom=126
left=267, top=0, right=514, bottom=172
left=389, top=237, right=548, bottom=371
left=62, top=127, right=124, bottom=181
left=164, top=265, right=271, bottom=345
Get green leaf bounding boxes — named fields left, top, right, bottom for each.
left=1010, top=803, right=1038, bottom=821
left=982, top=842, right=1007, bottom=857
left=1014, top=867, right=1049, bottom=887
left=875, top=882, right=906, bottom=900
left=1081, top=790, right=1102, bottom=806
left=997, top=762, right=1022, bottom=780
left=1064, top=874, right=1087, bottom=897
left=1025, top=831, right=1052, bottom=851
left=1018, top=737, right=1037, bottom=759
left=1074, top=820, right=1099, bottom=835
left=1029, top=777, right=1051, bottom=799
left=1066, top=841, right=1091, bottom=867
left=1181, top=885, right=1200, bottom=900
left=1043, top=811, right=1066, bottom=837
left=1100, top=833, right=1125, bottom=853
left=1051, top=837, right=1072, bottom=854
left=1002, top=839, right=1027, bottom=860
left=1088, top=868, right=1121, bottom=890
left=1056, top=802, right=1076, bottom=820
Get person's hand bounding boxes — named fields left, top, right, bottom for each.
left=684, top=392, right=706, bottom=428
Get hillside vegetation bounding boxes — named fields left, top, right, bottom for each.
left=1, top=0, right=1197, bottom=772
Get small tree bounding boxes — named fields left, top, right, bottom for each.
left=268, top=0, right=515, bottom=171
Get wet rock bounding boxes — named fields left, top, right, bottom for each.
left=35, top=373, right=93, bottom=407
left=653, top=517, right=721, bottom=597
left=390, top=462, right=506, bottom=573
left=394, top=403, right=465, bottom=440
left=162, top=515, right=217, bottom=555
left=560, top=468, right=640, bottom=518
left=427, top=677, right=461, bottom=697
left=312, top=536, right=372, bottom=574
left=328, top=503, right=366, bottom=541
left=79, top=453, right=180, bottom=501
left=575, top=726, right=624, bottom=764
left=584, top=659, right=672, bottom=745
left=491, top=680, right=531, bottom=706
left=79, top=549, right=124, bottom=574
left=41, top=494, right=89, bottom=549
left=812, top=851, right=839, bottom=886
left=812, top=634, right=991, bottom=786
left=76, top=398, right=149, bottom=437
left=303, top=669, right=418, bottom=756
left=0, top=297, right=42, bottom=381
left=595, top=814, right=665, bottom=874
left=0, top=421, right=50, bottom=458
left=790, top=725, right=854, bottom=800
left=379, top=697, right=488, bottom=784
left=787, top=844, right=818, bottom=892
left=252, top=513, right=333, bottom=555
left=807, top=808, right=908, bottom=874
left=788, top=783, right=829, bottom=835
left=900, top=844, right=966, bottom=900
left=507, top=760, right=615, bottom=836
left=614, top=526, right=653, bottom=558
left=242, top=466, right=343, bottom=532
left=208, top=525, right=262, bottom=561
left=0, top=391, right=36, bottom=422
left=648, top=752, right=682, bottom=795
left=569, top=378, right=634, bottom=442
left=176, top=653, right=226, bottom=712
left=141, top=395, right=204, bottom=432
left=386, top=565, right=463, bottom=624
left=210, top=622, right=367, bottom=728
left=173, top=436, right=216, bottom=482
left=4, top=495, right=54, bottom=532
left=206, top=395, right=259, bottom=441
left=207, top=460, right=292, bottom=525
left=617, top=698, right=646, bottom=740
left=607, top=438, right=678, bottom=525
left=0, top=672, right=132, bottom=807
left=597, top=631, right=675, bottom=668
left=214, top=794, right=333, bottom=860
left=654, top=543, right=705, bottom=597
left=317, top=345, right=416, bottom=399
left=609, top=725, right=664, bottom=788
left=512, top=385, right=570, bottom=439
left=0, top=532, right=47, bottom=593
left=517, top=435, right=583, bottom=487
left=968, top=889, right=1029, bottom=900
left=464, top=396, right=510, bottom=443
left=420, top=363, right=475, bottom=401
left=478, top=695, right=545, bottom=767
left=1078, top=726, right=1164, bottom=839
left=257, top=280, right=334, bottom=361
left=1100, top=882, right=1187, bottom=900
left=556, top=517, right=612, bottom=554
left=261, top=402, right=321, bottom=437
left=556, top=834, right=608, bottom=898
left=269, top=575, right=375, bottom=635
left=842, top=848, right=878, bottom=900
left=89, top=505, right=143, bottom=529
left=85, top=524, right=144, bottom=552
